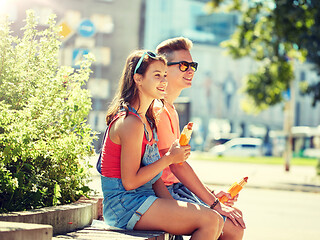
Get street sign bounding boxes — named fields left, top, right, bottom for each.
left=72, top=48, right=90, bottom=68
left=282, top=88, right=291, bottom=101
left=77, top=19, right=96, bottom=38
left=58, top=21, right=73, bottom=41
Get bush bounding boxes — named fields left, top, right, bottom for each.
left=0, top=10, right=96, bottom=213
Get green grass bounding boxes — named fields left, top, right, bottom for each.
left=189, top=151, right=319, bottom=166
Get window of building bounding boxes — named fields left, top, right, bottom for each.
left=91, top=14, right=114, bottom=34
left=33, top=7, right=54, bottom=25
left=95, top=0, right=114, bottom=2
left=300, top=71, right=306, bottom=82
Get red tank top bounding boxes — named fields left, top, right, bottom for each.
left=100, top=111, right=155, bottom=178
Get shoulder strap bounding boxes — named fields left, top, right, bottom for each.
left=127, top=106, right=154, bottom=142
left=96, top=127, right=108, bottom=174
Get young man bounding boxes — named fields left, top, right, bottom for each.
left=155, top=37, right=246, bottom=240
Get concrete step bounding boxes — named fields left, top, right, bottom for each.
left=0, top=221, right=52, bottom=240
left=52, top=226, right=172, bottom=240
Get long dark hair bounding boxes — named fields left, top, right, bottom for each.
left=105, top=50, right=166, bottom=128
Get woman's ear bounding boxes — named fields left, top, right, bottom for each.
left=133, top=73, right=142, bottom=86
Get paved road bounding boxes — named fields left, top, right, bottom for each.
left=229, top=187, right=320, bottom=240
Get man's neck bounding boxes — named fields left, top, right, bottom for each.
left=165, top=86, right=182, bottom=105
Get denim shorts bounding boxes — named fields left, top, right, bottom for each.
left=101, top=175, right=158, bottom=229
left=167, top=182, right=227, bottom=222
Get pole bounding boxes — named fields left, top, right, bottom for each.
left=283, top=78, right=295, bottom=171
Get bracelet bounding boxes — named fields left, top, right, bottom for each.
left=210, top=199, right=219, bottom=209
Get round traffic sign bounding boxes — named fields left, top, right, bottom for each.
left=78, top=19, right=96, bottom=37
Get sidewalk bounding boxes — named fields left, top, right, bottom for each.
left=187, top=158, right=320, bottom=193
left=88, top=154, right=320, bottom=194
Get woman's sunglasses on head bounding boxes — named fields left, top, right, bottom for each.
left=134, top=51, right=158, bottom=74
left=167, top=61, right=198, bottom=72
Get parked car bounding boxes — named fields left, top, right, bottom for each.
left=209, top=137, right=263, bottom=157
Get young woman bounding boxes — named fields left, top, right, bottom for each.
left=99, top=50, right=224, bottom=239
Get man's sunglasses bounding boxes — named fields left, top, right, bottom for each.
left=167, top=61, right=198, bottom=72
left=134, top=51, right=158, bottom=74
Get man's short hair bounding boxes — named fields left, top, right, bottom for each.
left=156, top=37, right=193, bottom=61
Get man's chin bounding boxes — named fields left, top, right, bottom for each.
left=184, top=82, right=192, bottom=88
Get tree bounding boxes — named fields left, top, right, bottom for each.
left=0, top=10, right=96, bottom=212
left=209, top=0, right=320, bottom=111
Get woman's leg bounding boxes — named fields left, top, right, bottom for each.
left=219, top=218, right=244, bottom=240
left=134, top=198, right=224, bottom=240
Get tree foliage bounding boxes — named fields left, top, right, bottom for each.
left=0, top=10, right=96, bottom=212
left=209, top=0, right=320, bottom=111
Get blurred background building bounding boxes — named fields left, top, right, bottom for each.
left=1, top=0, right=320, bottom=156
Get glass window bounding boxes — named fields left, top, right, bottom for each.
left=91, top=14, right=114, bottom=33
left=241, top=144, right=257, bottom=149
left=300, top=71, right=306, bottom=82
left=33, top=7, right=54, bottom=25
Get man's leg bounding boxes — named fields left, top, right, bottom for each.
left=219, top=218, right=244, bottom=240
left=169, top=183, right=244, bottom=239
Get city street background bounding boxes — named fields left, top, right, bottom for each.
left=1, top=1, right=320, bottom=239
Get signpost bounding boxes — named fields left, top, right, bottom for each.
left=283, top=82, right=295, bottom=172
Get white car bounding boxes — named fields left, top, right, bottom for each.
left=303, top=148, right=320, bottom=158
left=209, top=138, right=263, bottom=157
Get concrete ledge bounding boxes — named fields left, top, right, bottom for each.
left=0, top=221, right=52, bottom=240
left=0, top=199, right=98, bottom=235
